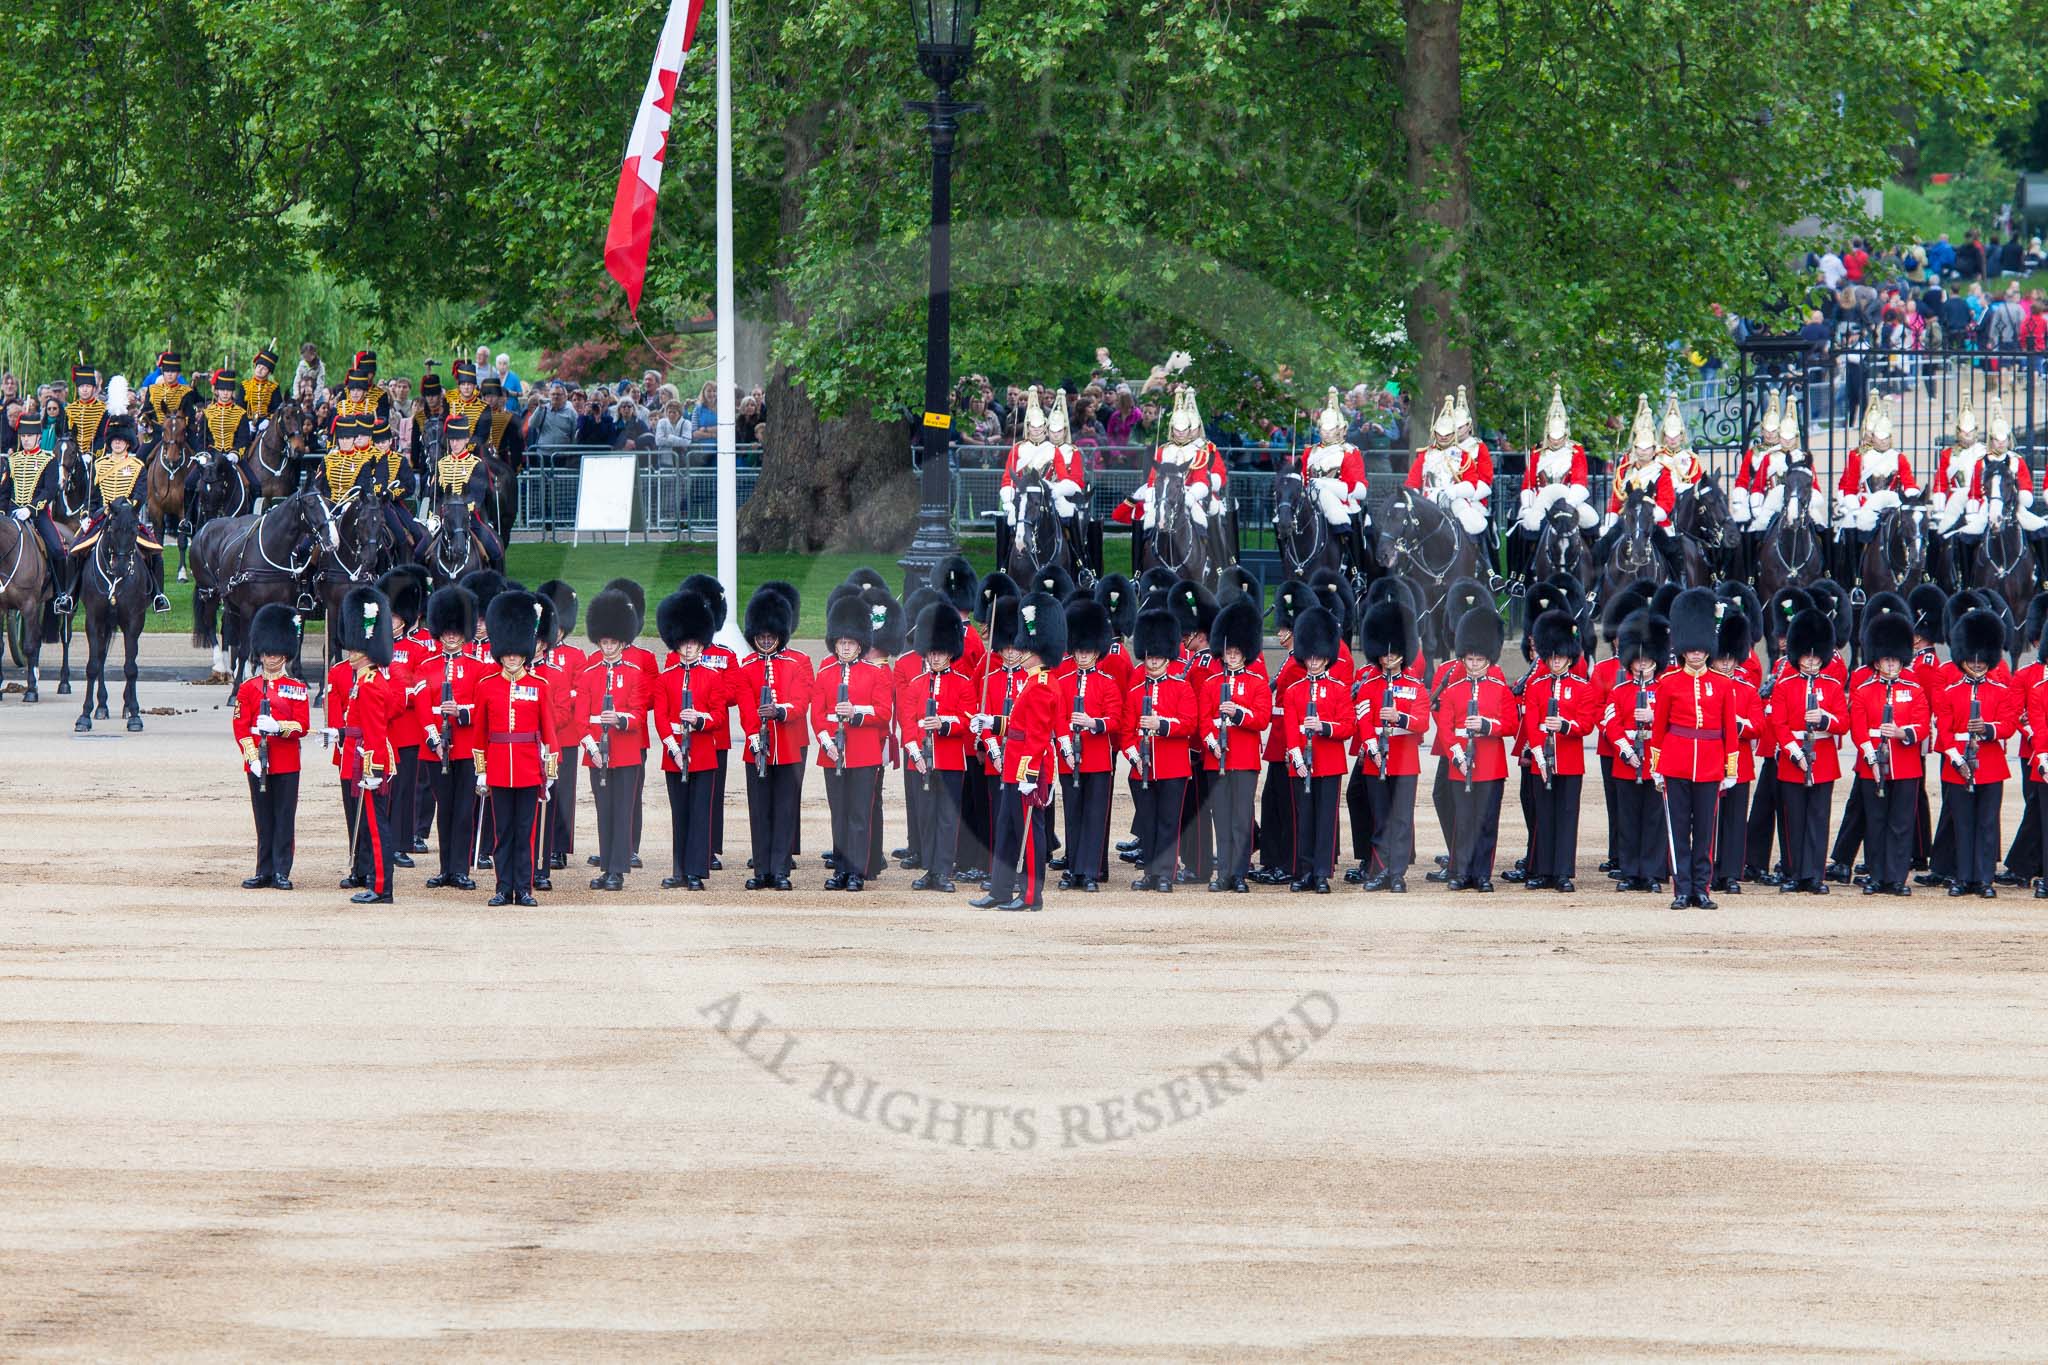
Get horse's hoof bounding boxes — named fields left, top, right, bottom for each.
left=126, top=717, right=144, bottom=732
left=22, top=691, right=37, bottom=704
left=55, top=683, right=70, bottom=696
left=74, top=716, right=91, bottom=732
left=94, top=705, right=109, bottom=719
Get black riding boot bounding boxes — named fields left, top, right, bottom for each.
left=149, top=554, right=170, bottom=613
left=1656, top=532, right=1685, bottom=582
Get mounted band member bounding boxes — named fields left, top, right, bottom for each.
left=66, top=362, right=107, bottom=455
left=66, top=415, right=170, bottom=613
left=1112, top=386, right=1229, bottom=555
left=476, top=378, right=524, bottom=467
left=1833, top=395, right=1920, bottom=577
left=367, top=414, right=425, bottom=545
left=243, top=345, right=283, bottom=423
left=426, top=414, right=505, bottom=566
left=353, top=350, right=391, bottom=414
left=330, top=365, right=381, bottom=442
left=1751, top=392, right=1826, bottom=530
left=998, top=386, right=1089, bottom=570
left=1508, top=384, right=1593, bottom=584
left=183, top=368, right=259, bottom=529
left=0, top=419, right=74, bottom=610
left=313, top=413, right=377, bottom=501
left=1299, top=386, right=1372, bottom=575
left=447, top=359, right=488, bottom=427
left=144, top=350, right=199, bottom=425
left=413, top=368, right=449, bottom=476
left=1593, top=395, right=1684, bottom=579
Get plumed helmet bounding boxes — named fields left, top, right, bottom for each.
left=1064, top=597, right=1113, bottom=658
left=1444, top=578, right=1490, bottom=631
left=1308, top=568, right=1354, bottom=633
left=1216, top=565, right=1260, bottom=611
left=487, top=589, right=543, bottom=662
left=1290, top=605, right=1343, bottom=666
left=1272, top=579, right=1315, bottom=632
left=988, top=593, right=1023, bottom=654
left=658, top=591, right=717, bottom=651
left=1786, top=608, right=1836, bottom=664
left=1169, top=579, right=1219, bottom=638
left=377, top=565, right=427, bottom=630
left=458, top=568, right=507, bottom=619
left=538, top=579, right=581, bottom=637
left=1212, top=596, right=1263, bottom=661
left=1600, top=587, right=1651, bottom=646
left=601, top=577, right=647, bottom=632
left=679, top=573, right=725, bottom=629
left=936, top=555, right=978, bottom=613
left=912, top=602, right=965, bottom=660
left=1953, top=608, right=2005, bottom=667
left=335, top=585, right=394, bottom=667
left=1670, top=586, right=1722, bottom=659
left=586, top=588, right=641, bottom=646
left=1715, top=607, right=1753, bottom=663
left=1093, top=574, right=1136, bottom=637
left=1615, top=609, right=1668, bottom=670
left=1137, top=565, right=1179, bottom=599
left=1531, top=608, right=1582, bottom=662
left=1359, top=600, right=1416, bottom=664
left=1765, top=587, right=1814, bottom=643
left=843, top=566, right=890, bottom=596
left=742, top=586, right=794, bottom=651
left=978, top=571, right=1019, bottom=627
left=824, top=593, right=873, bottom=653
left=247, top=602, right=302, bottom=660
left=1032, top=563, right=1075, bottom=603
left=1453, top=601, right=1505, bottom=663
left=1133, top=607, right=1181, bottom=662
left=425, top=585, right=478, bottom=641
left=1017, top=591, right=1067, bottom=668
left=1862, top=610, right=1914, bottom=666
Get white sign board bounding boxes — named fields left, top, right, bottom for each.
left=574, top=452, right=638, bottom=541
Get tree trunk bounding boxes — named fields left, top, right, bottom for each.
left=738, top=366, right=918, bottom=553
left=1400, top=0, right=1474, bottom=424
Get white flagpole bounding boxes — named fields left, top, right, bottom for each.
left=713, top=0, right=742, bottom=652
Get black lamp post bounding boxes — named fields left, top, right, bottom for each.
left=897, top=0, right=983, bottom=596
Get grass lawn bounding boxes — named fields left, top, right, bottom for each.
left=138, top=538, right=1002, bottom=638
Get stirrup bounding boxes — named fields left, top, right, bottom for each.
left=151, top=594, right=172, bottom=614
left=53, top=594, right=74, bottom=614
left=295, top=590, right=317, bottom=612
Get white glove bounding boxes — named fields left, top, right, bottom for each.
left=1784, top=741, right=1804, bottom=764
left=1719, top=775, right=1736, bottom=792
left=581, top=735, right=602, bottom=762
left=255, top=714, right=282, bottom=735
left=425, top=513, right=443, bottom=533
left=1862, top=744, right=1880, bottom=769
left=321, top=727, right=340, bottom=747
left=10, top=508, right=26, bottom=522
left=358, top=775, right=382, bottom=792
left=998, top=484, right=1016, bottom=514
left=1616, top=741, right=1637, bottom=766
left=1652, top=773, right=1665, bottom=792
left=476, top=774, right=490, bottom=793
left=1018, top=777, right=1037, bottom=796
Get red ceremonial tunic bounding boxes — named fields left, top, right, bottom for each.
left=655, top=659, right=730, bottom=775
left=1002, top=667, right=1061, bottom=785
left=413, top=649, right=489, bottom=762
left=809, top=656, right=896, bottom=770
left=470, top=668, right=560, bottom=787
left=326, top=661, right=403, bottom=782
left=1516, top=668, right=1599, bottom=777
left=1121, top=672, right=1199, bottom=781
left=1431, top=672, right=1519, bottom=782
left=1934, top=674, right=2020, bottom=785
left=1350, top=666, right=1427, bottom=777
left=901, top=665, right=979, bottom=774
left=1281, top=670, right=1357, bottom=777
left=233, top=671, right=312, bottom=775
left=1765, top=670, right=1849, bottom=784
left=1054, top=660, right=1126, bottom=775
left=737, top=648, right=815, bottom=765
left=1849, top=674, right=1931, bottom=781
left=1199, top=665, right=1269, bottom=773
left=1652, top=664, right=1742, bottom=783
left=576, top=655, right=655, bottom=769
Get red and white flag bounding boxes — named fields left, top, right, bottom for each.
left=604, top=0, right=707, bottom=314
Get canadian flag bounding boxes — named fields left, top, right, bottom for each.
left=604, top=0, right=707, bottom=314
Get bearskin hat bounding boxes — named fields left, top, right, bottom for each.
left=1444, top=578, right=1490, bottom=631
left=377, top=565, right=426, bottom=630
left=843, top=566, right=890, bottom=597
left=425, top=585, right=478, bottom=642
left=743, top=586, right=794, bottom=650
left=1670, top=587, right=1722, bottom=660
left=758, top=579, right=801, bottom=622
left=1366, top=575, right=1419, bottom=621
left=1308, top=568, right=1354, bottom=632
left=2025, top=591, right=2048, bottom=648
left=1544, top=572, right=1587, bottom=610
left=824, top=593, right=873, bottom=653
left=1017, top=592, right=1067, bottom=669
left=586, top=588, right=641, bottom=645
left=902, top=586, right=941, bottom=631
left=1453, top=601, right=1505, bottom=663
left=1954, top=608, right=2005, bottom=667
left=679, top=573, right=725, bottom=629
left=936, top=555, right=978, bottom=613
left=1137, top=565, right=1179, bottom=599
left=1786, top=608, right=1836, bottom=665
left=247, top=603, right=301, bottom=660
left=1168, top=579, right=1219, bottom=638
left=1216, top=565, right=1261, bottom=611
left=538, top=578, right=580, bottom=637
left=870, top=595, right=907, bottom=656
left=1808, top=578, right=1851, bottom=634
left=913, top=602, right=965, bottom=660
left=1863, top=591, right=1908, bottom=638
left=600, top=576, right=647, bottom=631
left=658, top=591, right=717, bottom=652
left=1599, top=587, right=1650, bottom=646
left=1094, top=574, right=1136, bottom=637
left=1272, top=579, right=1315, bottom=632
left=1765, top=587, right=1814, bottom=643
left=487, top=590, right=543, bottom=662
left=1944, top=588, right=1987, bottom=643
left=458, top=568, right=507, bottom=619
left=1650, top=581, right=1682, bottom=621
left=1290, top=605, right=1343, bottom=666
left=1715, top=607, right=1753, bottom=663
left=1862, top=610, right=1914, bottom=667
left=1523, top=582, right=1576, bottom=640
left=1359, top=600, right=1416, bottom=664
left=825, top=582, right=862, bottom=616
left=1615, top=609, right=1668, bottom=671
left=1033, top=563, right=1075, bottom=603
left=988, top=593, right=1022, bottom=654
left=1133, top=607, right=1181, bottom=662
left=1908, top=582, right=1948, bottom=643
left=1212, top=596, right=1263, bottom=661
left=1064, top=597, right=1113, bottom=658
left=335, top=586, right=394, bottom=667
left=1715, top=580, right=1763, bottom=642
left=978, top=572, right=1019, bottom=627
left=1531, top=609, right=1582, bottom=663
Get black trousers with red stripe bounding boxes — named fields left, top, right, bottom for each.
left=988, top=782, right=1050, bottom=906
left=247, top=770, right=298, bottom=882
left=1525, top=772, right=1582, bottom=882
left=489, top=784, right=543, bottom=896
left=665, top=768, right=716, bottom=880
left=826, top=766, right=881, bottom=880
left=342, top=778, right=394, bottom=896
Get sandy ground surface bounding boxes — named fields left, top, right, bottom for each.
left=6, top=652, right=2048, bottom=1360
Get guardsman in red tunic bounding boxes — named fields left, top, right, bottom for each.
left=1765, top=608, right=1849, bottom=894
left=653, top=589, right=729, bottom=890
left=811, top=595, right=896, bottom=890
left=1936, top=610, right=2019, bottom=897
left=1823, top=591, right=1910, bottom=884
left=1280, top=605, right=1355, bottom=892
left=469, top=591, right=561, bottom=906
left=1121, top=607, right=1199, bottom=892
left=1433, top=606, right=1517, bottom=889
left=1055, top=597, right=1126, bottom=893
left=532, top=581, right=585, bottom=880
left=902, top=602, right=977, bottom=892
left=1589, top=587, right=1651, bottom=877
left=1255, top=579, right=1317, bottom=882
left=674, top=573, right=734, bottom=868
left=377, top=568, right=429, bottom=873
left=578, top=588, right=654, bottom=892
left=1353, top=600, right=1427, bottom=892
left=1200, top=597, right=1269, bottom=893
left=1709, top=606, right=1764, bottom=896
left=325, top=586, right=403, bottom=904
left=1171, top=579, right=1222, bottom=884
left=736, top=587, right=812, bottom=888
left=1652, top=590, right=1744, bottom=908
left=417, top=586, right=488, bottom=889
left=1602, top=609, right=1669, bottom=893
left=1850, top=612, right=1932, bottom=896
left=234, top=604, right=312, bottom=890
left=973, top=592, right=1066, bottom=911
left=1517, top=610, right=1598, bottom=892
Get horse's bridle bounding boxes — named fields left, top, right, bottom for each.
left=1387, top=490, right=1458, bottom=583
left=1278, top=474, right=1326, bottom=571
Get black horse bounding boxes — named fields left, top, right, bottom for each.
left=1137, top=468, right=1210, bottom=588
left=1756, top=467, right=1827, bottom=607
left=74, top=498, right=149, bottom=733
left=191, top=490, right=332, bottom=683
left=1966, top=460, right=2036, bottom=629
left=1274, top=470, right=1342, bottom=587
left=415, top=497, right=489, bottom=590
left=1526, top=499, right=1593, bottom=600
left=1674, top=476, right=1737, bottom=582
left=1858, top=500, right=1930, bottom=600
left=1373, top=488, right=1477, bottom=660
left=1003, top=470, right=1077, bottom=592
left=314, top=488, right=399, bottom=696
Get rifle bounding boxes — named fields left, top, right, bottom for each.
left=826, top=660, right=851, bottom=779
left=1963, top=678, right=1983, bottom=789
left=755, top=654, right=776, bottom=779
left=920, top=667, right=937, bottom=792
left=1800, top=671, right=1823, bottom=787
left=1139, top=676, right=1156, bottom=788
left=1459, top=673, right=1481, bottom=791
left=1208, top=668, right=1233, bottom=766
left=255, top=687, right=272, bottom=793
left=437, top=652, right=456, bottom=775
left=1875, top=677, right=1894, bottom=799
left=1630, top=675, right=1654, bottom=783
left=1298, top=673, right=1319, bottom=795
left=1063, top=666, right=1087, bottom=770
left=1540, top=670, right=1560, bottom=791
left=675, top=662, right=696, bottom=774
left=597, top=660, right=616, bottom=788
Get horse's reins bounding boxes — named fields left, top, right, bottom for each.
left=1391, top=491, right=1459, bottom=583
